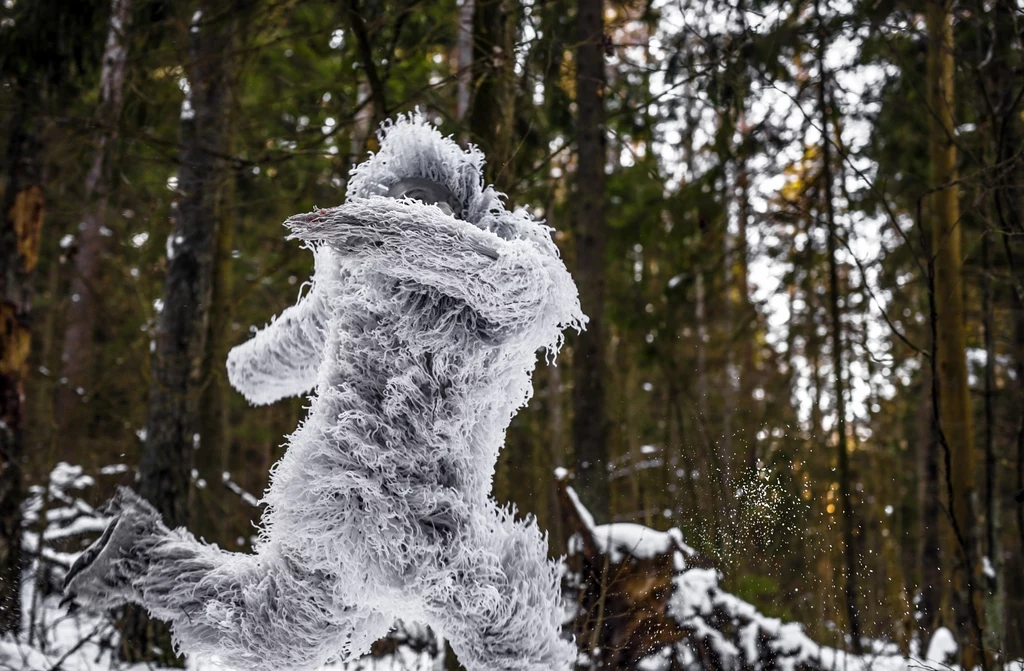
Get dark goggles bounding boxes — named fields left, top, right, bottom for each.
left=386, top=177, right=463, bottom=219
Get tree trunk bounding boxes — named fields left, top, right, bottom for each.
left=976, top=0, right=1023, bottom=652
left=919, top=369, right=944, bottom=639
left=548, top=325, right=567, bottom=553
left=1011, top=306, right=1024, bottom=656
left=57, top=0, right=133, bottom=432
left=695, top=271, right=718, bottom=524
left=352, top=80, right=374, bottom=159
left=345, top=0, right=387, bottom=122
left=0, top=109, right=45, bottom=636
left=194, top=6, right=251, bottom=546
left=733, top=138, right=756, bottom=472
left=455, top=0, right=475, bottom=124
left=980, top=218, right=1003, bottom=652
left=571, top=0, right=609, bottom=519
left=816, top=9, right=861, bottom=651
left=469, top=0, right=516, bottom=189
left=1003, top=234, right=1024, bottom=657
left=467, top=0, right=518, bottom=502
left=141, top=0, right=228, bottom=531
left=194, top=163, right=235, bottom=546
left=125, top=2, right=231, bottom=661
left=925, top=2, right=986, bottom=665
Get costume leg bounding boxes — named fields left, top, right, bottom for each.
left=420, top=504, right=576, bottom=671
left=64, top=488, right=390, bottom=671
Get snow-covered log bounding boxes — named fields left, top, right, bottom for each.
left=558, top=474, right=925, bottom=671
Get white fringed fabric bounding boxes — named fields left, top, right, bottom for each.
left=65, top=112, right=584, bottom=671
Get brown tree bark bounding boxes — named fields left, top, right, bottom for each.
left=194, top=163, right=235, bottom=546
left=973, top=0, right=1022, bottom=651
left=469, top=0, right=517, bottom=190
left=571, top=0, right=609, bottom=519
left=1011, top=308, right=1024, bottom=656
left=0, top=109, right=45, bottom=635
left=124, top=2, right=231, bottom=661
left=919, top=369, right=944, bottom=639
left=57, top=0, right=133, bottom=431
left=140, top=0, right=229, bottom=531
left=733, top=142, right=757, bottom=472
left=925, top=1, right=986, bottom=665
left=351, top=80, right=374, bottom=159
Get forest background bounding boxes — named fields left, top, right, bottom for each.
left=1, top=0, right=1023, bottom=667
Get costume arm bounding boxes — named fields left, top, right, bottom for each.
left=285, top=199, right=584, bottom=338
left=226, top=248, right=335, bottom=406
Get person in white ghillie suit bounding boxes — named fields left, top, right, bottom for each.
left=62, top=113, right=584, bottom=671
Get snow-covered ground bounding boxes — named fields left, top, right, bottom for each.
left=3, top=460, right=441, bottom=670
left=0, top=597, right=439, bottom=671
left=5, top=570, right=1018, bottom=671
left=5, top=463, right=1021, bottom=671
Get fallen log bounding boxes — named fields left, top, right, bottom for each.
left=557, top=473, right=925, bottom=671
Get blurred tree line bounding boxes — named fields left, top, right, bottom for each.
left=1, top=0, right=1023, bottom=666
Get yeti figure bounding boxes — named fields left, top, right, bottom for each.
left=62, top=113, right=583, bottom=671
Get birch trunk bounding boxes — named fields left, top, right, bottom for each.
left=455, top=0, right=474, bottom=124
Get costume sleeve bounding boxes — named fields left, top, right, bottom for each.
left=226, top=248, right=335, bottom=406
left=284, top=199, right=585, bottom=339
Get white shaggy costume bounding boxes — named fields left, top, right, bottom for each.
left=63, top=113, right=584, bottom=671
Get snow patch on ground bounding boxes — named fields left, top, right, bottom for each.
left=1, top=596, right=440, bottom=671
